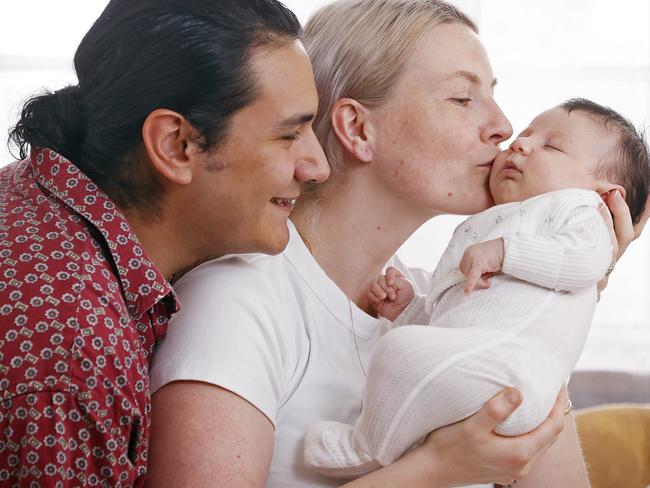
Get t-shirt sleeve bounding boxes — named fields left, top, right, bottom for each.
left=149, top=257, right=287, bottom=426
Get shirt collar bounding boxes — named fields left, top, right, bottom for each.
left=30, top=147, right=179, bottom=321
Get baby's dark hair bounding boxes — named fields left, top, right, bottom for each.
left=559, top=97, right=650, bottom=223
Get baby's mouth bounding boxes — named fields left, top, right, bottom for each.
left=501, top=161, right=522, bottom=175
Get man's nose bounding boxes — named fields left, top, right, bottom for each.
left=295, top=131, right=330, bottom=183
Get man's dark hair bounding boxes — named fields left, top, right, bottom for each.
left=560, top=97, right=650, bottom=224
left=8, top=0, right=301, bottom=215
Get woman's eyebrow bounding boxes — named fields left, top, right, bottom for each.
left=438, top=70, right=498, bottom=88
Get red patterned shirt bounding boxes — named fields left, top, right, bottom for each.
left=0, top=148, right=179, bottom=487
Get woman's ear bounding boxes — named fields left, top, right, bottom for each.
left=142, top=109, right=200, bottom=186
left=330, top=98, right=374, bottom=163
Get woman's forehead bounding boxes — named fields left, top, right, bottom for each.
left=404, top=23, right=494, bottom=85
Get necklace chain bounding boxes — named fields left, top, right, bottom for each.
left=297, top=227, right=367, bottom=377
left=348, top=296, right=367, bottom=376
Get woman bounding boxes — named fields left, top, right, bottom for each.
left=146, top=1, right=645, bottom=487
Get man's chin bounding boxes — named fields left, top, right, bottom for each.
left=260, top=226, right=291, bottom=256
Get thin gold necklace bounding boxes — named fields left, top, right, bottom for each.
left=297, top=227, right=367, bottom=377
left=347, top=294, right=367, bottom=376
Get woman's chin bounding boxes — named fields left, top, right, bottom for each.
left=450, top=195, right=494, bottom=215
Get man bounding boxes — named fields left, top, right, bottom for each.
left=0, top=0, right=328, bottom=485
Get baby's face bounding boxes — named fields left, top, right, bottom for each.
left=489, top=107, right=616, bottom=204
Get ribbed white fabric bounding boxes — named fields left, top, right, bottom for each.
left=304, top=189, right=612, bottom=477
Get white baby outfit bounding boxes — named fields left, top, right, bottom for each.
left=304, top=188, right=612, bottom=477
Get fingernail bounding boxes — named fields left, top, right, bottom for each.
left=615, top=190, right=622, bottom=200
left=506, top=389, right=520, bottom=405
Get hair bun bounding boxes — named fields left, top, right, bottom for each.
left=53, top=85, right=85, bottom=143
left=9, top=84, right=85, bottom=161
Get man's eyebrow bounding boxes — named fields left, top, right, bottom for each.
left=275, top=113, right=315, bottom=130
left=441, top=70, right=498, bottom=88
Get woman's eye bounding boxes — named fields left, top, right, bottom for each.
left=451, top=98, right=472, bottom=106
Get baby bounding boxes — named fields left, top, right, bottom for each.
left=304, top=98, right=650, bottom=477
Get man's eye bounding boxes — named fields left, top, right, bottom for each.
left=451, top=98, right=472, bottom=106
left=282, top=132, right=301, bottom=141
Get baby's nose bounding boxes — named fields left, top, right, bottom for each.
left=510, top=138, right=531, bottom=155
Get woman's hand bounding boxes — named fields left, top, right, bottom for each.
left=411, top=388, right=567, bottom=487
left=597, top=191, right=650, bottom=298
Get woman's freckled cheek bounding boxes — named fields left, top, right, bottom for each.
left=393, top=160, right=406, bottom=176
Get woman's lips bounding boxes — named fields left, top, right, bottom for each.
left=478, top=159, right=495, bottom=170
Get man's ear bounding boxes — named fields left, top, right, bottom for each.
left=141, top=109, right=200, bottom=186
left=596, top=180, right=626, bottom=201
left=330, top=98, right=375, bottom=163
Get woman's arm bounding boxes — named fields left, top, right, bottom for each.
left=146, top=381, right=275, bottom=487
left=512, top=412, right=589, bottom=488
left=146, top=385, right=565, bottom=488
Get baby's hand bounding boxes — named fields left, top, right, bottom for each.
left=368, top=266, right=415, bottom=321
left=460, top=238, right=505, bottom=295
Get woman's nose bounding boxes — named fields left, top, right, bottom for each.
left=483, top=99, right=513, bottom=145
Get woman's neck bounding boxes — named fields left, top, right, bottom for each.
left=292, top=175, right=433, bottom=314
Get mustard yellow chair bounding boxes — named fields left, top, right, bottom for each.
left=575, top=404, right=650, bottom=488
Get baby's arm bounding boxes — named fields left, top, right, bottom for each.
left=502, top=204, right=613, bottom=292
left=459, top=238, right=505, bottom=294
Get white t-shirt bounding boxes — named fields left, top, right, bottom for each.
left=150, top=220, right=488, bottom=488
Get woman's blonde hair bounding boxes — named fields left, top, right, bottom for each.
left=300, top=0, right=476, bottom=206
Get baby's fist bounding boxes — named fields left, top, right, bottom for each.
left=368, top=266, right=415, bottom=321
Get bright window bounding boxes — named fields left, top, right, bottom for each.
left=2, top=1, right=648, bottom=372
